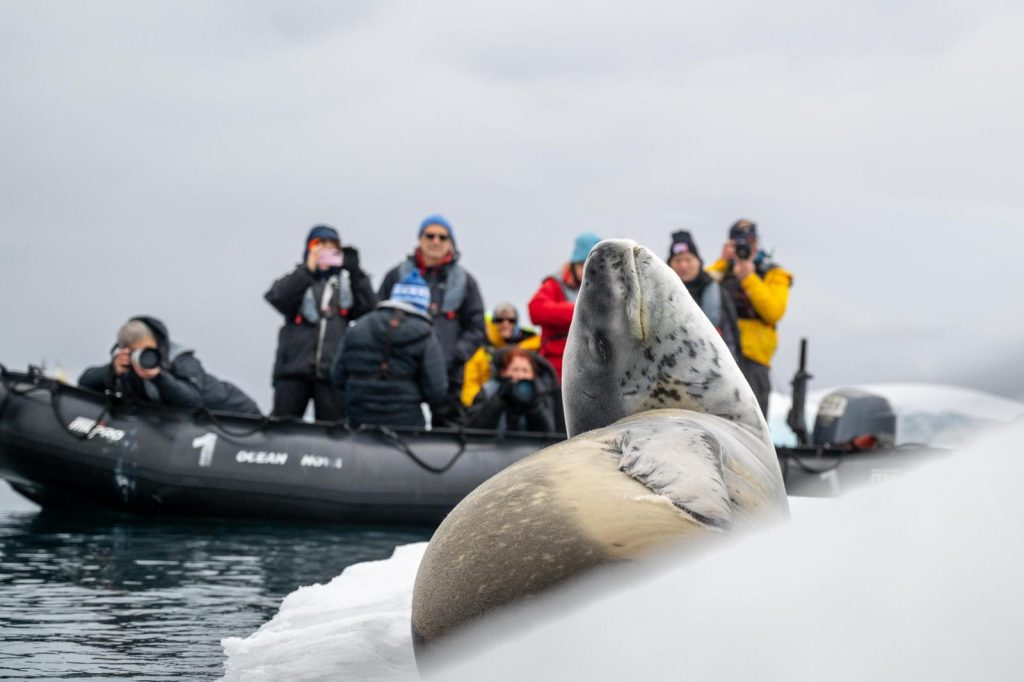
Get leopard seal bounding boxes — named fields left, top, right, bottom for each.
left=411, top=239, right=788, bottom=653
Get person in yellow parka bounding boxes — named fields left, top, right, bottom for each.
left=706, top=219, right=793, bottom=418
left=461, top=302, right=541, bottom=407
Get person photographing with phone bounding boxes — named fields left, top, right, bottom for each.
left=706, top=219, right=793, bottom=418
left=265, top=224, right=377, bottom=420
left=78, top=316, right=260, bottom=414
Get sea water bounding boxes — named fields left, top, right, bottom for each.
left=0, top=483, right=430, bottom=680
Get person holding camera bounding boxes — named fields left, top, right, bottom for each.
left=706, top=219, right=793, bottom=417
left=265, top=225, right=377, bottom=421
left=78, top=316, right=260, bottom=414
left=332, top=270, right=449, bottom=429
left=460, top=302, right=541, bottom=407
left=466, top=348, right=556, bottom=434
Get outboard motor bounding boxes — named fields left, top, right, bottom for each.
left=812, top=388, right=897, bottom=448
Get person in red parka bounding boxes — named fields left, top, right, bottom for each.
left=528, top=232, right=601, bottom=380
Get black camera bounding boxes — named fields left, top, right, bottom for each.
left=507, top=379, right=536, bottom=405
left=734, top=238, right=752, bottom=261
left=131, top=347, right=162, bottom=371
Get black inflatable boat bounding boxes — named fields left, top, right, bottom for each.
left=1, top=356, right=947, bottom=524
left=0, top=367, right=562, bottom=526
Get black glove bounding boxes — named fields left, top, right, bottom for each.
left=431, top=397, right=464, bottom=427
left=341, top=246, right=362, bottom=275
left=497, top=379, right=516, bottom=402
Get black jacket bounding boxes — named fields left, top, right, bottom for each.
left=78, top=316, right=260, bottom=415
left=331, top=301, right=448, bottom=428
left=466, top=349, right=557, bottom=433
left=377, top=255, right=485, bottom=384
left=266, top=265, right=377, bottom=383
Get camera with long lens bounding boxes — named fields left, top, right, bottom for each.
left=734, top=238, right=752, bottom=261
left=509, top=379, right=536, bottom=405
left=130, top=347, right=162, bottom=371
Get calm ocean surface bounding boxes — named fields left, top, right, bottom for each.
left=0, top=483, right=430, bottom=680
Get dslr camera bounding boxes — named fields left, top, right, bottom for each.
left=501, top=378, right=537, bottom=405
left=733, top=237, right=753, bottom=261
left=130, top=347, right=162, bottom=371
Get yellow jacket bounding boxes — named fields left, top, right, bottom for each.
left=707, top=258, right=792, bottom=367
left=460, top=317, right=541, bottom=406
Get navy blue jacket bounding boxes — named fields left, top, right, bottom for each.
left=332, top=302, right=448, bottom=428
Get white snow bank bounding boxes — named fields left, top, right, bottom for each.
left=438, top=419, right=1024, bottom=680
left=221, top=499, right=829, bottom=681
left=220, top=542, right=428, bottom=682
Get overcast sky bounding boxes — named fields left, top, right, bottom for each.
left=1, top=0, right=1022, bottom=411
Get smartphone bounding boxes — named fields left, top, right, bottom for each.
left=317, top=249, right=343, bottom=268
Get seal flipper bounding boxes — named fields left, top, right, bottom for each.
left=609, top=418, right=732, bottom=531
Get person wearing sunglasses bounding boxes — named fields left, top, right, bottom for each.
left=265, top=224, right=377, bottom=421
left=460, top=302, right=540, bottom=407
left=377, top=215, right=486, bottom=426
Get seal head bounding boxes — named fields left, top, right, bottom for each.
left=563, top=239, right=768, bottom=443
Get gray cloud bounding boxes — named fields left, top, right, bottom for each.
left=1, top=0, right=1021, bottom=410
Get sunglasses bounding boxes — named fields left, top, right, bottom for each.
left=493, top=317, right=517, bottom=324
left=422, top=232, right=450, bottom=242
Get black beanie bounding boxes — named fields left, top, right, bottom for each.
left=667, top=230, right=701, bottom=263
left=303, top=224, right=341, bottom=260
left=728, top=219, right=758, bottom=240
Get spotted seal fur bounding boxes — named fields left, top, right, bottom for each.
left=411, top=239, right=788, bottom=651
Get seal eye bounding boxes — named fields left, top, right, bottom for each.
left=593, top=332, right=611, bottom=364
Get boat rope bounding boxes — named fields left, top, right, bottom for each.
left=364, top=424, right=468, bottom=474
left=194, top=407, right=270, bottom=438
left=50, top=382, right=115, bottom=442
left=0, top=367, right=115, bottom=443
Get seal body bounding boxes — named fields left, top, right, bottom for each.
left=412, top=409, right=787, bottom=646
left=412, top=240, right=788, bottom=652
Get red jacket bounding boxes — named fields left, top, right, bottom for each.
left=528, top=267, right=578, bottom=380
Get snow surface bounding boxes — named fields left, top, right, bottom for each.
left=222, top=384, right=1024, bottom=680
left=220, top=497, right=829, bottom=681
left=220, top=542, right=427, bottom=682
left=439, top=419, right=1024, bottom=680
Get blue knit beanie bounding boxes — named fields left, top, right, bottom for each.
left=390, top=270, right=431, bottom=313
left=570, top=232, right=601, bottom=263
left=418, top=215, right=455, bottom=244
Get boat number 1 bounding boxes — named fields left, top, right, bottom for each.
left=192, top=433, right=217, bottom=467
